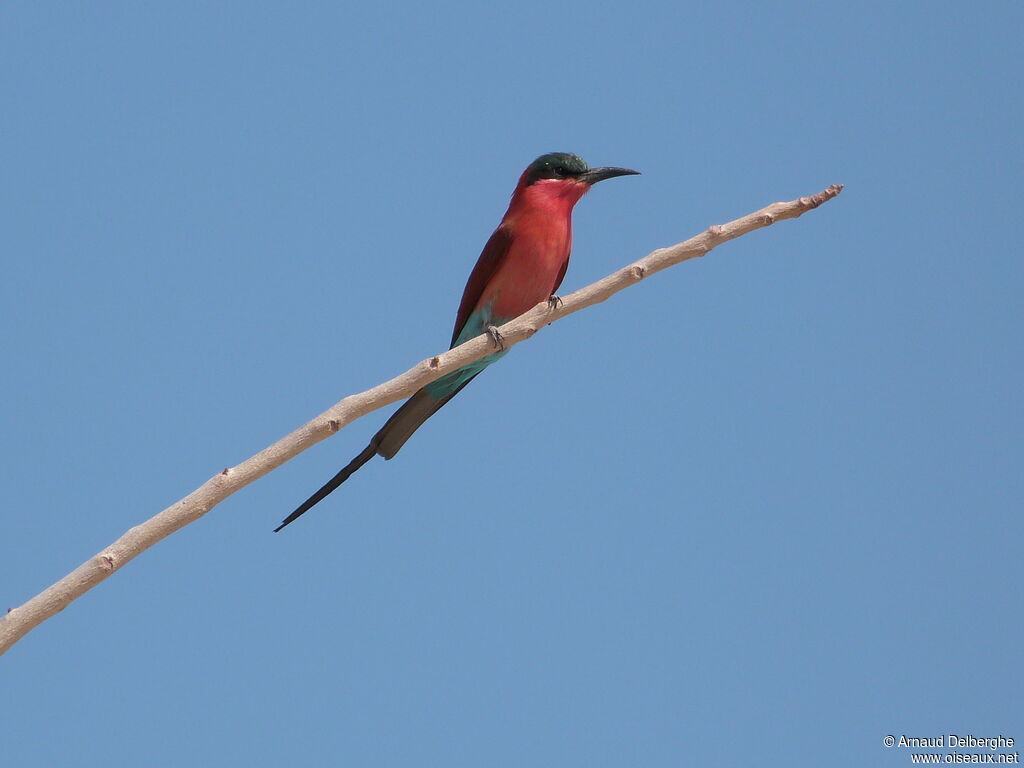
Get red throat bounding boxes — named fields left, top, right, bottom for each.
left=507, top=177, right=590, bottom=220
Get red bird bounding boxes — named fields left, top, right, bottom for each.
left=275, top=152, right=638, bottom=531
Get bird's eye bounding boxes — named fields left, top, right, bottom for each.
left=553, top=165, right=567, bottom=176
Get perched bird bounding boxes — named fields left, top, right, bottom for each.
left=275, top=152, right=638, bottom=531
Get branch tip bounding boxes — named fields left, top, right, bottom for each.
left=807, top=184, right=844, bottom=208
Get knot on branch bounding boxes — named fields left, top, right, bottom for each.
left=98, top=554, right=116, bottom=572
left=630, top=264, right=647, bottom=281
left=428, top=356, right=440, bottom=369
left=328, top=419, right=340, bottom=433
left=761, top=213, right=776, bottom=226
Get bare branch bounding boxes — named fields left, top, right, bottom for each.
left=0, top=184, right=843, bottom=655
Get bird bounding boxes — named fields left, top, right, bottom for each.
left=274, top=152, right=639, bottom=531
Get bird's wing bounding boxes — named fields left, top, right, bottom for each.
left=450, top=225, right=515, bottom=348
left=551, top=255, right=570, bottom=296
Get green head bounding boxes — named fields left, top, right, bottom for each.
left=523, top=152, right=639, bottom=187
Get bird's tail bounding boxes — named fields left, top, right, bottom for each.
left=274, top=379, right=476, bottom=532
left=273, top=441, right=377, bottom=532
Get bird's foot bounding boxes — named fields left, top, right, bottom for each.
left=486, top=325, right=505, bottom=351
left=547, top=294, right=563, bottom=311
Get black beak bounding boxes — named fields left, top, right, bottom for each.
left=579, top=166, right=640, bottom=185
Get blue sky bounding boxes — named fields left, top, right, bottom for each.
left=2, top=2, right=1021, bottom=766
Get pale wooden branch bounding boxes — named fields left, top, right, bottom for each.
left=0, top=184, right=843, bottom=655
